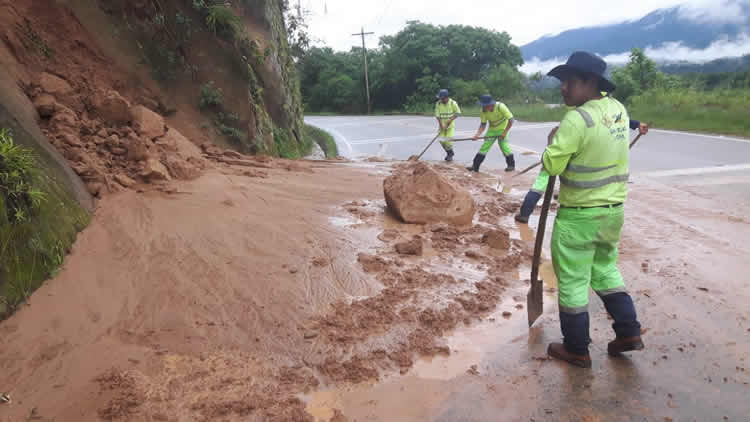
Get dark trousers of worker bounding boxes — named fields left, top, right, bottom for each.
left=552, top=206, right=641, bottom=355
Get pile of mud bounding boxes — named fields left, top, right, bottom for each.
left=384, top=161, right=476, bottom=226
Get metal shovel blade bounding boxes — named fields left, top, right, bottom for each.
left=527, top=175, right=556, bottom=328
left=527, top=278, right=544, bottom=327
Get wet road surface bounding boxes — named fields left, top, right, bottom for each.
left=305, top=115, right=750, bottom=174
left=304, top=115, right=750, bottom=421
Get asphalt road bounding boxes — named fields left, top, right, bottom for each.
left=306, top=115, right=750, bottom=174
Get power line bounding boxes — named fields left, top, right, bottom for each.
left=352, top=27, right=375, bottom=114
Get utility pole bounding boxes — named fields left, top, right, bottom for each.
left=352, top=27, right=374, bottom=114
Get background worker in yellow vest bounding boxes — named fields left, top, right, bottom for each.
left=434, top=89, right=461, bottom=162
left=543, top=51, right=644, bottom=368
left=514, top=119, right=648, bottom=224
left=469, top=95, right=515, bottom=172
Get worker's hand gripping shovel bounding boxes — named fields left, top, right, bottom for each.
left=527, top=173, right=555, bottom=327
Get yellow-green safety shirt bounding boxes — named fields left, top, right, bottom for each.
left=542, top=96, right=630, bottom=207
left=480, top=103, right=513, bottom=133
left=435, top=99, right=461, bottom=137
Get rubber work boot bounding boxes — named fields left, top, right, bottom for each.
left=466, top=153, right=486, bottom=172
left=504, top=154, right=516, bottom=172
left=515, top=190, right=542, bottom=224
left=444, top=149, right=454, bottom=162
left=547, top=343, right=592, bottom=368
left=607, top=336, right=645, bottom=356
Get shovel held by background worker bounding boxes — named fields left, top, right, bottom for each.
left=414, top=134, right=495, bottom=161
left=414, top=133, right=442, bottom=161
left=527, top=174, right=556, bottom=327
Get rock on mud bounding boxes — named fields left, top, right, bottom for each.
left=484, top=229, right=511, bottom=250
left=140, top=158, right=171, bottom=181
left=395, top=237, right=423, bottom=256
left=34, top=94, right=58, bottom=118
left=384, top=162, right=475, bottom=226
left=130, top=105, right=166, bottom=140
left=95, top=90, right=131, bottom=124
left=38, top=72, right=73, bottom=95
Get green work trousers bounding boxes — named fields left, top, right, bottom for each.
left=439, top=136, right=454, bottom=151
left=478, top=130, right=512, bottom=156
left=551, top=205, right=627, bottom=313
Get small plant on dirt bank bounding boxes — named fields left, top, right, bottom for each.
left=205, top=5, right=242, bottom=40
left=199, top=81, right=224, bottom=109
left=0, top=129, right=45, bottom=223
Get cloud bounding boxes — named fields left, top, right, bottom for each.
left=678, top=0, right=750, bottom=24
left=520, top=33, right=750, bottom=74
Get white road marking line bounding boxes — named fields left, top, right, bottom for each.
left=326, top=118, right=424, bottom=128
left=651, top=129, right=750, bottom=144
left=306, top=122, right=354, bottom=157
left=638, top=163, right=750, bottom=177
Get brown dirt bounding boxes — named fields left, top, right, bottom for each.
left=0, top=157, right=531, bottom=420
left=395, top=236, right=424, bottom=255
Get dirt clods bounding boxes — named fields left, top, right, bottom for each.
left=395, top=236, right=423, bottom=256
left=384, top=162, right=475, bottom=226
left=484, top=228, right=511, bottom=250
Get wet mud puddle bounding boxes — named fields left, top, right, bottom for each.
left=310, top=203, right=559, bottom=421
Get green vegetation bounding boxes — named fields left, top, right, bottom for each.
left=628, top=89, right=750, bottom=137
left=610, top=49, right=750, bottom=137
left=303, top=124, right=338, bottom=158
left=199, top=81, right=224, bottom=109
left=298, top=22, right=527, bottom=114
left=205, top=4, right=242, bottom=39
left=0, top=129, right=46, bottom=223
left=0, top=129, right=89, bottom=318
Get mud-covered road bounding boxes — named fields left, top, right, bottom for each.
left=1, top=120, right=748, bottom=421
left=303, top=116, right=750, bottom=421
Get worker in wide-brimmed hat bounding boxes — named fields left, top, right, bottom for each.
left=434, top=89, right=461, bottom=162
left=468, top=94, right=515, bottom=172
left=542, top=51, right=644, bottom=368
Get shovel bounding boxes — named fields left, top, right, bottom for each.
left=527, top=174, right=556, bottom=327
left=413, top=132, right=442, bottom=161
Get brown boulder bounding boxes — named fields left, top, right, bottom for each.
left=34, top=94, right=57, bottom=118
left=60, top=132, right=82, bottom=147
left=126, top=137, right=149, bottom=161
left=157, top=127, right=202, bottom=160
left=86, top=182, right=103, bottom=197
left=50, top=105, right=78, bottom=129
left=39, top=72, right=73, bottom=95
left=484, top=229, right=511, bottom=250
left=384, top=162, right=475, bottom=226
left=130, top=105, right=166, bottom=140
left=114, top=174, right=136, bottom=188
left=164, top=156, right=201, bottom=180
left=95, top=90, right=131, bottom=124
left=223, top=150, right=243, bottom=159
left=141, top=158, right=171, bottom=181
left=111, top=146, right=128, bottom=156
left=395, top=237, right=423, bottom=256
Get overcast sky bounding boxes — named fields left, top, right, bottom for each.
left=301, top=0, right=747, bottom=53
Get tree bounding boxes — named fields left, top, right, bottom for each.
left=375, top=22, right=523, bottom=110
left=482, top=64, right=524, bottom=99
left=611, top=48, right=663, bottom=104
